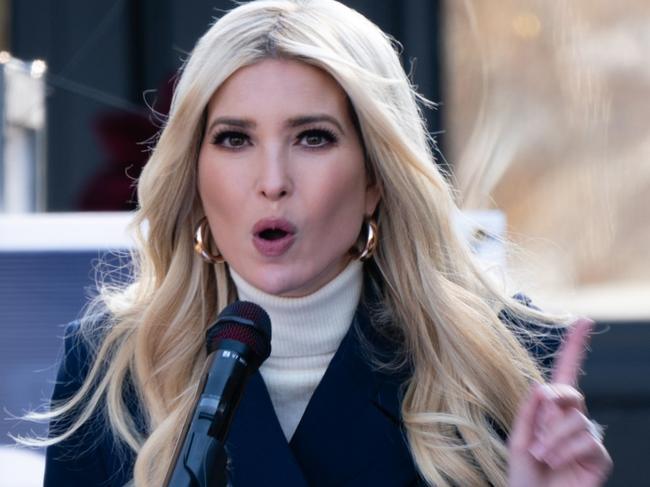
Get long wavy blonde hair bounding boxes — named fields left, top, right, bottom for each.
left=25, top=1, right=562, bottom=486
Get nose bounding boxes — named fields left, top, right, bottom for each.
left=256, top=146, right=293, bottom=201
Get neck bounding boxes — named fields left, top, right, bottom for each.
left=228, top=260, right=363, bottom=357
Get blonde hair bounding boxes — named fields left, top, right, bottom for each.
left=24, top=1, right=564, bottom=486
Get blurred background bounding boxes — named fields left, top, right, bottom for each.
left=0, top=0, right=648, bottom=485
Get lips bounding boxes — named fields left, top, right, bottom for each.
left=252, top=218, right=297, bottom=257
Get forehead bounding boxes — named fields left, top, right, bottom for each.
left=205, top=58, right=350, bottom=118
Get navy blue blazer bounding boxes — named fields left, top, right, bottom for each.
left=44, top=286, right=559, bottom=487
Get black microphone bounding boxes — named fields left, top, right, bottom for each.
left=164, top=301, right=272, bottom=487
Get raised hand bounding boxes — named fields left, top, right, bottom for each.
left=508, top=318, right=613, bottom=486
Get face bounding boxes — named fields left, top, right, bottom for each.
left=197, top=58, right=380, bottom=297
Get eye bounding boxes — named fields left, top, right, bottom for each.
left=297, top=128, right=338, bottom=148
left=211, top=130, right=250, bottom=149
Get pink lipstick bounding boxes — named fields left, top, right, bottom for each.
left=252, top=218, right=297, bottom=257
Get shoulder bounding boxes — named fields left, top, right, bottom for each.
left=55, top=314, right=111, bottom=389
left=498, top=293, right=566, bottom=374
left=45, top=315, right=133, bottom=487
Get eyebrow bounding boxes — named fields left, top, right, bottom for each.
left=206, top=117, right=255, bottom=134
left=287, top=115, right=345, bottom=134
left=205, top=114, right=346, bottom=135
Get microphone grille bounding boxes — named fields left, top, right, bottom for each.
left=206, top=301, right=272, bottom=362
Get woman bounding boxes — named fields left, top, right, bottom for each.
left=31, top=1, right=611, bottom=486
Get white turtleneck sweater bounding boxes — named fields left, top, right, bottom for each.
left=229, top=260, right=362, bottom=440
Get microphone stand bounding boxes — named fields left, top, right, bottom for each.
left=168, top=424, right=230, bottom=487
left=163, top=353, right=235, bottom=487
left=163, top=302, right=272, bottom=487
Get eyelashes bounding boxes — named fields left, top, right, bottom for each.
left=210, top=127, right=339, bottom=150
left=211, top=130, right=249, bottom=149
left=297, top=128, right=338, bottom=148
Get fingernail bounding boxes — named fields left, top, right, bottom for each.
left=575, top=317, right=595, bottom=330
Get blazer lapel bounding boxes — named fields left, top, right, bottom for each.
left=289, top=299, right=419, bottom=487
left=226, top=371, right=309, bottom=486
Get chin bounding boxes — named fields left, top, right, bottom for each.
left=249, top=268, right=308, bottom=297
left=266, top=278, right=311, bottom=298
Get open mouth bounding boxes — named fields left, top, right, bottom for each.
left=252, top=219, right=297, bottom=256
left=258, top=228, right=289, bottom=241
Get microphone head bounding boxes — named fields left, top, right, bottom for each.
left=206, top=301, right=272, bottom=365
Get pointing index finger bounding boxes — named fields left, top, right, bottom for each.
left=551, top=318, right=594, bottom=386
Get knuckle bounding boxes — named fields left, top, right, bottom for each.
left=548, top=384, right=586, bottom=410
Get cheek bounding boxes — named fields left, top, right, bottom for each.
left=308, top=168, right=367, bottom=241
left=197, top=157, right=243, bottom=256
left=197, top=150, right=213, bottom=202
left=197, top=154, right=232, bottom=215
left=197, top=157, right=237, bottom=249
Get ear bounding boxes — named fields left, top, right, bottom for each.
left=364, top=182, right=381, bottom=216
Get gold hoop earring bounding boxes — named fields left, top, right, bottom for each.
left=194, top=217, right=225, bottom=264
left=358, top=217, right=378, bottom=261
